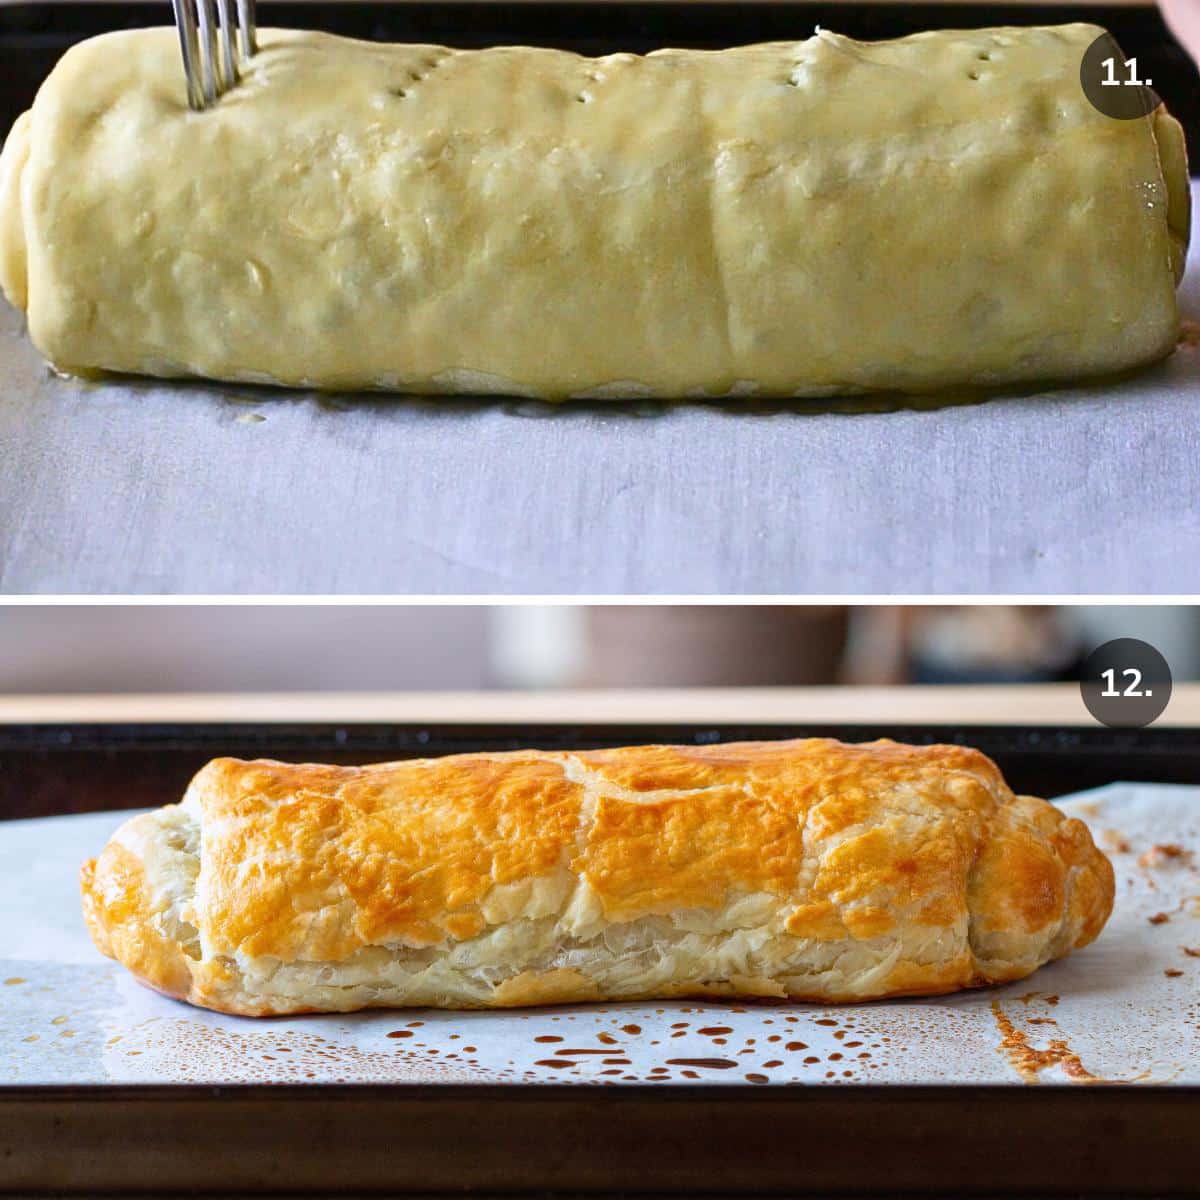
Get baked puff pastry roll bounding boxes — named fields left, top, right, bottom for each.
left=80, top=739, right=1115, bottom=1015
left=0, top=24, right=1191, bottom=399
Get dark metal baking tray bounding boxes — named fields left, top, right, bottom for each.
left=2, top=717, right=1199, bottom=819
left=2, top=1083, right=1198, bottom=1196
left=1, top=719, right=1198, bottom=1197
left=3, top=2, right=1199, bottom=162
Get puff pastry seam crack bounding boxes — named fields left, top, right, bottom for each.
left=80, top=739, right=1116, bottom=1015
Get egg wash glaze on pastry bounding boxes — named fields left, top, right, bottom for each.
left=0, top=23, right=1190, bottom=398
left=80, top=738, right=1115, bottom=1015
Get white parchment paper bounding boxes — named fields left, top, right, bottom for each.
left=1, top=184, right=1199, bottom=595
left=2, top=783, right=1197, bottom=1085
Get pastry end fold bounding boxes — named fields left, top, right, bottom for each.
left=1154, top=107, right=1191, bottom=287
left=80, top=808, right=200, bottom=1005
left=0, top=110, right=30, bottom=313
left=967, top=794, right=1116, bottom=983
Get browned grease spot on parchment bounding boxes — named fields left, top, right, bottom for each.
left=664, top=1058, right=737, bottom=1070
left=1016, top=992, right=1059, bottom=1006
left=1139, top=843, right=1194, bottom=870
left=1102, top=830, right=1132, bottom=854
left=116, top=1019, right=510, bottom=1084
left=990, top=1002, right=1103, bottom=1085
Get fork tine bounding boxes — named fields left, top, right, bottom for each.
left=171, top=0, right=205, bottom=110
left=194, top=0, right=219, bottom=106
left=236, top=0, right=256, bottom=61
left=215, top=0, right=238, bottom=90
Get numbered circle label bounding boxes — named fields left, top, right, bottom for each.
left=1080, top=638, right=1171, bottom=728
left=1080, top=33, right=1160, bottom=120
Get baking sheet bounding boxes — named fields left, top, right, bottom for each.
left=2, top=782, right=1197, bottom=1086
left=0, top=185, right=1198, bottom=595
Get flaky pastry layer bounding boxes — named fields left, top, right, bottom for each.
left=80, top=739, right=1115, bottom=1015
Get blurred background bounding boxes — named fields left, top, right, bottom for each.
left=1, top=603, right=1198, bottom=690
left=3, top=604, right=1199, bottom=820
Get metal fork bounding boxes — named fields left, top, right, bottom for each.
left=172, top=0, right=256, bottom=111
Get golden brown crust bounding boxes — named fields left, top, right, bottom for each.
left=80, top=739, right=1115, bottom=1015
left=80, top=840, right=193, bottom=1002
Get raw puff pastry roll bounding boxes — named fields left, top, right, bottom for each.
left=81, top=739, right=1115, bottom=1015
left=0, top=24, right=1191, bottom=399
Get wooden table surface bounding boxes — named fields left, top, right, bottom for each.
left=2, top=682, right=1199, bottom=726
